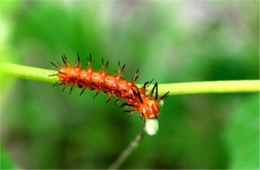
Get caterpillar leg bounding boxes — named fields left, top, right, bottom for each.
left=48, top=74, right=57, bottom=77
left=61, top=55, right=70, bottom=66
left=117, top=61, right=126, bottom=77
left=93, top=91, right=100, bottom=99
left=150, top=82, right=158, bottom=99
left=114, top=98, right=122, bottom=104
left=80, top=88, right=86, bottom=96
left=50, top=61, right=58, bottom=68
left=76, top=53, right=80, bottom=68
left=53, top=82, right=63, bottom=87
left=69, top=84, right=75, bottom=94
left=106, top=94, right=114, bottom=103
left=160, top=91, right=170, bottom=100
left=87, top=53, right=92, bottom=68
left=132, top=68, right=139, bottom=82
left=119, top=102, right=134, bottom=109
left=101, top=58, right=109, bottom=72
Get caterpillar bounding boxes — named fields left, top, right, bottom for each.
left=50, top=54, right=169, bottom=135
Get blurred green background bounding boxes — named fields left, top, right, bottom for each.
left=0, top=0, right=259, bottom=169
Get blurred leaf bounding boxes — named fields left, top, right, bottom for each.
left=0, top=145, right=17, bottom=169
left=0, top=0, right=20, bottom=15
left=224, top=95, right=259, bottom=169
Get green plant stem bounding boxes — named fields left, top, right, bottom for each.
left=108, top=125, right=146, bottom=169
left=1, top=61, right=259, bottom=95
left=0, top=61, right=58, bottom=84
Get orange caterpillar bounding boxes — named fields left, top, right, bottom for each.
left=51, top=54, right=169, bottom=135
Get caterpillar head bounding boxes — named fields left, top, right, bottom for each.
left=140, top=99, right=160, bottom=119
left=142, top=97, right=167, bottom=136
left=141, top=99, right=160, bottom=136
left=140, top=82, right=169, bottom=119
left=134, top=82, right=169, bottom=135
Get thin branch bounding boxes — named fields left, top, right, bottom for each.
left=108, top=125, right=146, bottom=169
left=0, top=61, right=259, bottom=96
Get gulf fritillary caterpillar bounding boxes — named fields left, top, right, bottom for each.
left=50, top=54, right=169, bottom=135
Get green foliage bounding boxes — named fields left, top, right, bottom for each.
left=0, top=145, right=17, bottom=169
left=225, top=95, right=259, bottom=169
left=0, top=0, right=20, bottom=16
left=0, top=0, right=259, bottom=169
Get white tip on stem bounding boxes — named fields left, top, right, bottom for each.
left=145, top=119, right=159, bottom=136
